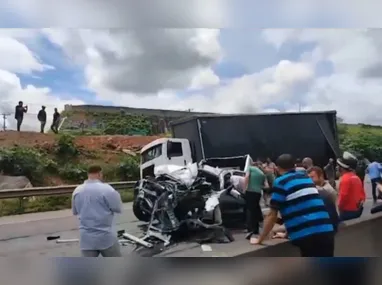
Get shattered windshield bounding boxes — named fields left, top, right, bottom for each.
left=141, top=144, right=162, bottom=163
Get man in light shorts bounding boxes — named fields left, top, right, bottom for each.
left=72, top=165, right=123, bottom=257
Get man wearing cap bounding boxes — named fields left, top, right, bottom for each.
left=337, top=157, right=366, bottom=221
left=37, top=106, right=47, bottom=133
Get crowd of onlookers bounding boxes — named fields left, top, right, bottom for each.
left=15, top=101, right=61, bottom=133
left=242, top=153, right=379, bottom=257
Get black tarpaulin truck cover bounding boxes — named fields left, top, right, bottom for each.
left=170, top=110, right=340, bottom=167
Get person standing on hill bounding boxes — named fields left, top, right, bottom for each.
left=14, top=101, right=28, bottom=132
left=37, top=106, right=47, bottom=133
left=243, top=161, right=269, bottom=240
left=51, top=108, right=61, bottom=134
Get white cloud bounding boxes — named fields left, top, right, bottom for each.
left=0, top=36, right=48, bottom=74
left=42, top=28, right=223, bottom=99
left=189, top=68, right=220, bottom=90
left=21, top=27, right=382, bottom=126
left=261, top=29, right=382, bottom=124
left=0, top=33, right=82, bottom=131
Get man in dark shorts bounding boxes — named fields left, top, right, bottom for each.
left=251, top=154, right=335, bottom=257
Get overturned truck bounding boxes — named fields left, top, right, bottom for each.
left=170, top=110, right=340, bottom=167
left=140, top=111, right=340, bottom=180
left=129, top=111, right=340, bottom=253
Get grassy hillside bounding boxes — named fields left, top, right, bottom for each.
left=339, top=123, right=382, bottom=160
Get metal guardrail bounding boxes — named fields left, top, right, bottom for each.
left=0, top=181, right=136, bottom=199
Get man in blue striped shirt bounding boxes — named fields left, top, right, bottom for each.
left=251, top=154, right=335, bottom=257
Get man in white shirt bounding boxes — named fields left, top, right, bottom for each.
left=72, top=165, right=123, bottom=257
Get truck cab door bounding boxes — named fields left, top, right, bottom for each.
left=166, top=140, right=192, bottom=166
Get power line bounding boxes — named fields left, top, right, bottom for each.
left=1, top=113, right=11, bottom=131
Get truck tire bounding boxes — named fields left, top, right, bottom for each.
left=132, top=199, right=151, bottom=222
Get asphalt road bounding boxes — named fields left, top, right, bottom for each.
left=0, top=176, right=376, bottom=257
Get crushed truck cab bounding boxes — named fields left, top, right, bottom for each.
left=140, top=138, right=193, bottom=179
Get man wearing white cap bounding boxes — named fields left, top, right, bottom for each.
left=337, top=157, right=366, bottom=221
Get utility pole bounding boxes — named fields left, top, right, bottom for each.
left=1, top=113, right=10, bottom=131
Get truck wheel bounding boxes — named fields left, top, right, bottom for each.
left=132, top=200, right=151, bottom=222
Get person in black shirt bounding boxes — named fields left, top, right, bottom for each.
left=14, top=101, right=28, bottom=132
left=37, top=106, right=47, bottom=133
left=355, top=157, right=367, bottom=183
left=51, top=108, right=61, bottom=134
left=324, top=158, right=336, bottom=189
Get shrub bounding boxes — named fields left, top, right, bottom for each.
left=339, top=124, right=382, bottom=161
left=0, top=147, right=57, bottom=185
left=56, top=133, right=78, bottom=157
left=118, top=156, right=140, bottom=181
left=58, top=163, right=88, bottom=183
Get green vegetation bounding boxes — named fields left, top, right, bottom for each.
left=339, top=123, right=382, bottom=161
left=0, top=147, right=57, bottom=186
left=61, top=111, right=153, bottom=136
left=0, top=133, right=140, bottom=216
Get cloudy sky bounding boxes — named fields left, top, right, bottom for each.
left=1, top=0, right=382, bottom=131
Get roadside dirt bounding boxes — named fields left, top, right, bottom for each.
left=0, top=131, right=164, bottom=186
left=0, top=131, right=161, bottom=150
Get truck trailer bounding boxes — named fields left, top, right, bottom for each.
left=139, top=111, right=340, bottom=178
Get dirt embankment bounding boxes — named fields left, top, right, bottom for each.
left=0, top=131, right=162, bottom=151
left=0, top=130, right=163, bottom=167
left=0, top=131, right=164, bottom=186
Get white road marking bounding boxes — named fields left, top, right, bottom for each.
left=201, top=244, right=212, bottom=251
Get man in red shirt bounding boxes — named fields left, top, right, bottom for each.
left=337, top=157, right=366, bottom=221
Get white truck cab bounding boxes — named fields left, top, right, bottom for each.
left=140, top=138, right=193, bottom=179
